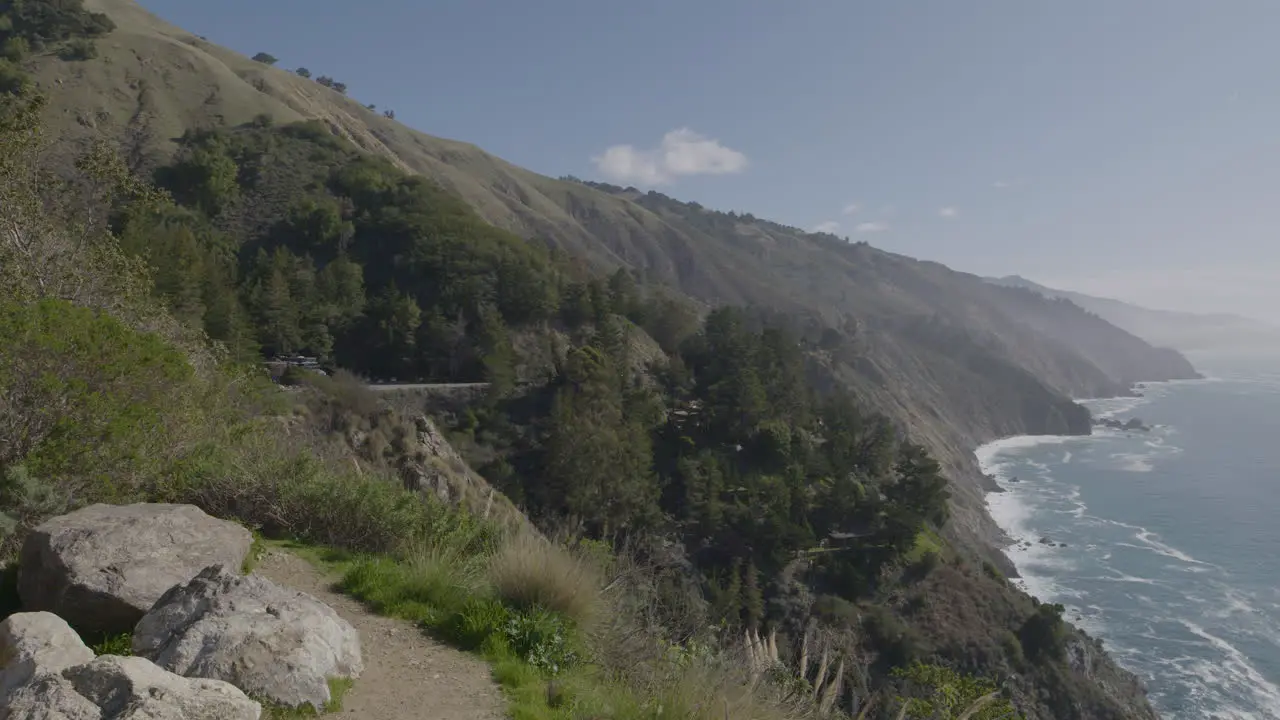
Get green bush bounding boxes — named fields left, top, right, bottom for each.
left=1019, top=602, right=1067, bottom=662
left=501, top=609, right=579, bottom=675
left=442, top=597, right=511, bottom=650
left=58, top=38, right=96, bottom=60
left=892, top=662, right=1019, bottom=719
left=0, top=299, right=194, bottom=498
left=87, top=632, right=133, bottom=656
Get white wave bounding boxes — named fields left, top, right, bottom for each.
left=1062, top=450, right=1073, bottom=464
left=1082, top=394, right=1151, bottom=420
left=1110, top=452, right=1155, bottom=472
left=1135, top=528, right=1211, bottom=566
left=1181, top=621, right=1280, bottom=719
left=974, top=433, right=1080, bottom=475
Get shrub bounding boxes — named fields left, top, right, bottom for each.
left=442, top=597, right=511, bottom=650
left=1, top=37, right=29, bottom=62
left=166, top=437, right=439, bottom=554
left=489, top=532, right=602, bottom=628
left=0, top=299, right=194, bottom=495
left=1019, top=602, right=1067, bottom=663
left=0, top=59, right=31, bottom=94
left=0, top=465, right=70, bottom=555
left=500, top=608, right=579, bottom=674
left=891, top=662, right=1019, bottom=719
left=58, top=38, right=97, bottom=60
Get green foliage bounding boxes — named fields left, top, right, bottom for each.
left=57, top=37, right=95, bottom=60
left=892, top=662, right=1019, bottom=719
left=87, top=632, right=133, bottom=656
left=501, top=609, right=579, bottom=675
left=242, top=530, right=268, bottom=573
left=1, top=35, right=27, bottom=61
left=0, top=465, right=66, bottom=554
left=252, top=51, right=278, bottom=65
left=862, top=605, right=927, bottom=669
left=0, top=299, right=193, bottom=487
left=0, top=57, right=29, bottom=94
left=315, top=76, right=346, bottom=94
left=1019, top=602, right=1067, bottom=663
left=295, top=67, right=311, bottom=78
left=0, top=0, right=115, bottom=50
left=144, top=123, right=563, bottom=376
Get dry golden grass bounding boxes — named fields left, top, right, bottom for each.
left=488, top=530, right=603, bottom=628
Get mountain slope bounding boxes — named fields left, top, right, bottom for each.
left=990, top=275, right=1280, bottom=353
left=26, top=0, right=1201, bottom=547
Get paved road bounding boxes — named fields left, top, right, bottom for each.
left=366, top=382, right=491, bottom=392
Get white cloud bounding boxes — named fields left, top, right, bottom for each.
left=812, top=220, right=841, bottom=234
left=855, top=221, right=889, bottom=234
left=939, top=206, right=958, bottom=218
left=592, top=128, right=748, bottom=185
left=841, top=203, right=861, bottom=215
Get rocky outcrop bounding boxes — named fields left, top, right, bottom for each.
left=0, top=613, right=260, bottom=720
left=1095, top=416, right=1151, bottom=432
left=133, top=565, right=362, bottom=711
left=18, top=504, right=254, bottom=635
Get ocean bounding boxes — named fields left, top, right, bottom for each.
left=978, top=349, right=1280, bottom=719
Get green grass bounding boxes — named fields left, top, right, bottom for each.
left=241, top=529, right=268, bottom=573
left=268, top=534, right=651, bottom=720
left=86, top=632, right=133, bottom=656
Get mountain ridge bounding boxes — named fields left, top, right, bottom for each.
left=989, top=274, right=1280, bottom=353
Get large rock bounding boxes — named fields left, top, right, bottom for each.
left=2, top=674, right=101, bottom=719
left=133, top=565, right=362, bottom=711
left=0, top=612, right=95, bottom=698
left=18, top=504, right=254, bottom=634
left=64, top=656, right=260, bottom=719
left=0, top=613, right=259, bottom=720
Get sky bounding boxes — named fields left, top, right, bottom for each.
left=143, top=0, right=1280, bottom=319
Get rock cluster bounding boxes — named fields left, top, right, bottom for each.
left=3, top=503, right=363, bottom=717
left=1, top=612, right=261, bottom=719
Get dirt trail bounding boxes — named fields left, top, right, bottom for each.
left=254, top=550, right=505, bottom=720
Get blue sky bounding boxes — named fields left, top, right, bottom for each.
left=145, top=0, right=1280, bottom=319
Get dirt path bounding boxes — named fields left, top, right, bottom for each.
left=254, top=550, right=505, bottom=720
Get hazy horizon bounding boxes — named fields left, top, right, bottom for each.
left=143, top=0, right=1280, bottom=320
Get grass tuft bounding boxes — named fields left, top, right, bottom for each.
left=86, top=632, right=133, bottom=656
left=488, top=532, right=602, bottom=629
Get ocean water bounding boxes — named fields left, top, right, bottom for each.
left=978, top=350, right=1280, bottom=719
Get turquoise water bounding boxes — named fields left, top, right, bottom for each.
left=979, top=351, right=1280, bottom=719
